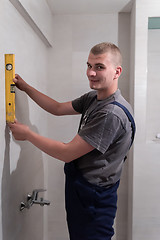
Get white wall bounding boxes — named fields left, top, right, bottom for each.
left=46, top=13, right=131, bottom=240
left=0, top=0, right=53, bottom=239
left=131, top=0, right=160, bottom=239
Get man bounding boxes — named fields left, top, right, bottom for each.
left=9, top=42, right=135, bottom=240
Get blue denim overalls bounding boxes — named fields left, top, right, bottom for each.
left=64, top=101, right=135, bottom=240
left=64, top=162, right=120, bottom=240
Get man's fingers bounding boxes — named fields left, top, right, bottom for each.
left=13, top=78, right=17, bottom=83
left=14, top=119, right=18, bottom=123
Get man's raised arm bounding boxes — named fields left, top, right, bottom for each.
left=13, top=74, right=78, bottom=116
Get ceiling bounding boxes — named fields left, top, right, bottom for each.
left=46, top=0, right=133, bottom=15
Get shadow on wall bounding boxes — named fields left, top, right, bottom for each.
left=2, top=91, right=45, bottom=240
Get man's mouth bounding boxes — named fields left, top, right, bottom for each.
left=89, top=79, right=99, bottom=82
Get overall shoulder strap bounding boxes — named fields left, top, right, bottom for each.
left=110, top=101, right=136, bottom=148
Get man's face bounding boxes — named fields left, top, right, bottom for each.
left=86, top=52, right=117, bottom=93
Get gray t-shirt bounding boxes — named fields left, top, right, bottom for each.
left=72, top=89, right=133, bottom=188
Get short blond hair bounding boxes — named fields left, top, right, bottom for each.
left=90, top=42, right=122, bottom=66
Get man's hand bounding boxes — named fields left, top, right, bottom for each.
left=8, top=120, right=30, bottom=141
left=13, top=74, right=29, bottom=92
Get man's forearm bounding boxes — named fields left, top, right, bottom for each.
left=26, top=130, right=94, bottom=163
left=27, top=130, right=70, bottom=162
left=25, top=84, right=61, bottom=115
left=14, top=74, right=78, bottom=116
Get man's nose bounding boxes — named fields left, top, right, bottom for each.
left=87, top=69, right=96, bottom=77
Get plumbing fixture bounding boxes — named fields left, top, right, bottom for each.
left=20, top=189, right=50, bottom=211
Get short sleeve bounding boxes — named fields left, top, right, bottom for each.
left=72, top=91, right=97, bottom=114
left=78, top=112, right=123, bottom=154
left=72, top=95, right=84, bottom=113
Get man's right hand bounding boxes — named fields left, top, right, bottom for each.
left=13, top=74, right=28, bottom=92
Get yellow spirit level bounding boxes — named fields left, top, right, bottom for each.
left=5, top=54, right=16, bottom=123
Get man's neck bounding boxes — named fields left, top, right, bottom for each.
left=97, top=87, right=118, bottom=100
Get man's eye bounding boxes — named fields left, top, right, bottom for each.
left=87, top=65, right=92, bottom=69
left=96, top=66, right=104, bottom=70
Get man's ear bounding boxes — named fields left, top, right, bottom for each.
left=114, top=66, right=122, bottom=79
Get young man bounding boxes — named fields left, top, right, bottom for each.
left=9, top=42, right=135, bottom=240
